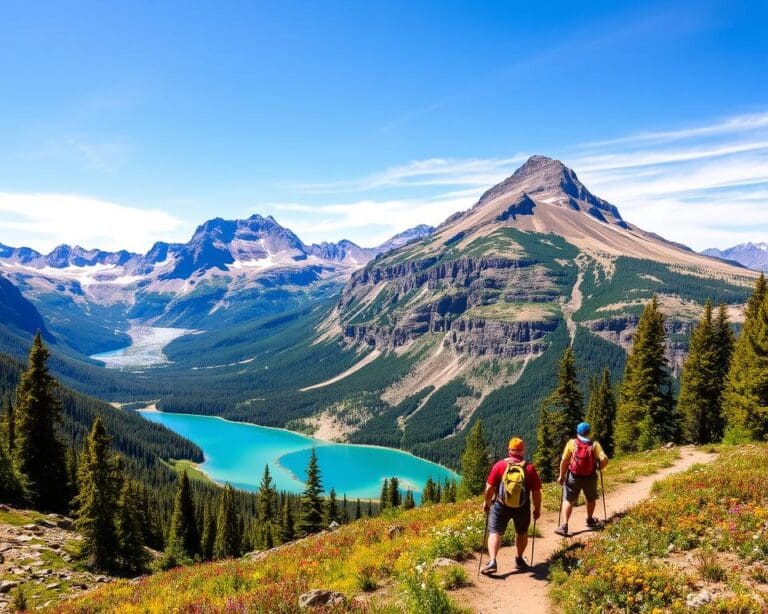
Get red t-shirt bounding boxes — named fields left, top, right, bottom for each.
left=486, top=455, right=543, bottom=492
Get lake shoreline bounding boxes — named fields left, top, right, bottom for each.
left=136, top=404, right=459, bottom=497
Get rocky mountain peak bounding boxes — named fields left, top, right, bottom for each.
left=476, top=155, right=626, bottom=226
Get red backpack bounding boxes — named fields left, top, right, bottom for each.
left=568, top=439, right=596, bottom=477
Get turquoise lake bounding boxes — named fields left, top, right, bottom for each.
left=140, top=410, right=459, bottom=499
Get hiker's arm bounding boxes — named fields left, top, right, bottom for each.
left=557, top=457, right=569, bottom=484
left=482, top=483, right=495, bottom=513
left=532, top=489, right=542, bottom=520
left=599, top=456, right=609, bottom=470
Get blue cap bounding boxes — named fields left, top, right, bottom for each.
left=577, top=421, right=591, bottom=435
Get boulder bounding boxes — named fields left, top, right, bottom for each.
left=433, top=557, right=460, bottom=568
left=387, top=525, right=405, bottom=539
left=22, top=524, right=42, bottom=533
left=298, top=589, right=345, bottom=609
left=0, top=581, right=18, bottom=594
left=686, top=589, right=713, bottom=607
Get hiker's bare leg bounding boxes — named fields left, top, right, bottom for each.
left=487, top=532, right=502, bottom=560
left=516, top=531, right=528, bottom=557
left=562, top=500, right=573, bottom=524
left=586, top=499, right=597, bottom=520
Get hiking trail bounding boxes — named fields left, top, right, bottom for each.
left=453, top=446, right=717, bottom=614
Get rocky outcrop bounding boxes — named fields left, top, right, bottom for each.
left=343, top=256, right=537, bottom=298
left=0, top=505, right=118, bottom=611
left=583, top=315, right=695, bottom=374
left=340, top=251, right=565, bottom=357
left=447, top=318, right=556, bottom=358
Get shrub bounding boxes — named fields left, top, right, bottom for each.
left=355, top=565, right=378, bottom=592
left=401, top=569, right=463, bottom=614
left=696, top=551, right=727, bottom=582
left=438, top=566, right=471, bottom=590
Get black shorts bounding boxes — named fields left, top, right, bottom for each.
left=564, top=473, right=599, bottom=503
left=488, top=500, right=531, bottom=536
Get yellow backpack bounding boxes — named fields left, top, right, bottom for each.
left=498, top=460, right=528, bottom=508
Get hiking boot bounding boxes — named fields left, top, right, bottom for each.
left=586, top=517, right=603, bottom=529
left=480, top=559, right=497, bottom=575
left=515, top=556, right=529, bottom=570
left=554, top=523, right=569, bottom=537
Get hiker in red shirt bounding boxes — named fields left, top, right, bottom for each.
left=481, top=437, right=542, bottom=574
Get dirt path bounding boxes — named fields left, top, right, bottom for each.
left=453, top=447, right=717, bottom=614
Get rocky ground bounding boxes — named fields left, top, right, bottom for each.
left=0, top=504, right=114, bottom=611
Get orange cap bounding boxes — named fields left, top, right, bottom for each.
left=508, top=437, right=524, bottom=451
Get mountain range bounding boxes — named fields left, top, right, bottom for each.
left=701, top=242, right=768, bottom=272
left=0, top=217, right=433, bottom=353
left=0, top=155, right=756, bottom=466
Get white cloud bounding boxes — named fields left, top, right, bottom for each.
left=0, top=193, right=190, bottom=253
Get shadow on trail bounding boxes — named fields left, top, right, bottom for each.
left=478, top=560, right=552, bottom=583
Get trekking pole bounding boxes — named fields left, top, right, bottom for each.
left=599, top=469, right=607, bottom=523
left=478, top=508, right=489, bottom=579
left=530, top=517, right=537, bottom=567
left=557, top=479, right=565, bottom=528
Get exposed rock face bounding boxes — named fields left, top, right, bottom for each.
left=0, top=506, right=118, bottom=611
left=583, top=316, right=695, bottom=374
left=475, top=155, right=626, bottom=227
left=340, top=252, right=563, bottom=357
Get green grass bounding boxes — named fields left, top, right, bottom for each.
left=166, top=459, right=214, bottom=484
left=576, top=256, right=752, bottom=322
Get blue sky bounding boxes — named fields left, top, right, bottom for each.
left=0, top=0, right=767, bottom=252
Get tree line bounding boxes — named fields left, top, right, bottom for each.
left=526, top=277, right=768, bottom=481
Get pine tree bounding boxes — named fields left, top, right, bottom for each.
left=533, top=405, right=565, bottom=482
left=324, top=488, right=339, bottom=525
left=403, top=490, right=415, bottom=509
left=458, top=419, right=490, bottom=499
left=679, top=302, right=733, bottom=444
left=533, top=348, right=584, bottom=477
left=585, top=369, right=617, bottom=456
left=73, top=417, right=121, bottom=572
left=257, top=465, right=277, bottom=523
left=2, top=394, right=14, bottom=453
left=367, top=499, right=373, bottom=516
left=165, top=472, right=200, bottom=562
left=354, top=498, right=362, bottom=520
left=0, top=445, right=23, bottom=503
left=200, top=503, right=216, bottom=561
left=213, top=484, right=240, bottom=558
left=65, top=444, right=79, bottom=505
left=13, top=334, right=69, bottom=512
left=388, top=477, right=401, bottom=508
left=379, top=478, right=390, bottom=510
left=422, top=477, right=436, bottom=504
left=443, top=478, right=457, bottom=503
left=298, top=448, right=324, bottom=536
left=615, top=296, right=676, bottom=452
left=434, top=481, right=442, bottom=503
left=723, top=275, right=768, bottom=441
left=115, top=480, right=150, bottom=574
left=341, top=494, right=350, bottom=524
left=279, top=497, right=295, bottom=543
